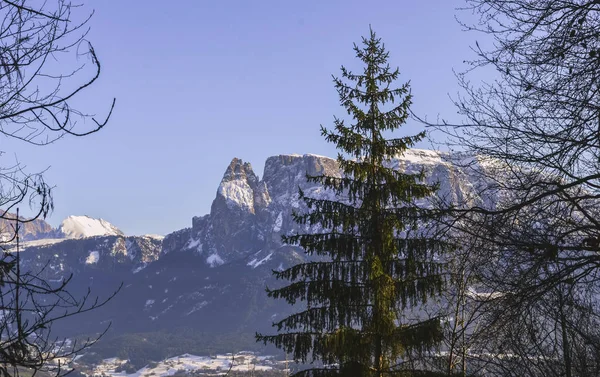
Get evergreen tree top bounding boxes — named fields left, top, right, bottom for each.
left=257, top=28, right=448, bottom=377
left=323, top=27, right=424, bottom=168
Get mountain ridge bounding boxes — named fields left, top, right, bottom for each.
left=11, top=149, right=496, bottom=356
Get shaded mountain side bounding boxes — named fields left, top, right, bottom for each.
left=50, top=243, right=305, bottom=338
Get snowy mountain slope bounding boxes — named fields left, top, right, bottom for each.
left=0, top=214, right=126, bottom=245
left=59, top=215, right=124, bottom=239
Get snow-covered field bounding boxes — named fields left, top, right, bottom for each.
left=87, top=353, right=282, bottom=377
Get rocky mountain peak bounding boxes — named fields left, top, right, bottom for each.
left=216, top=158, right=260, bottom=213
left=221, top=158, right=258, bottom=184
left=165, top=150, right=494, bottom=269
left=0, top=214, right=55, bottom=241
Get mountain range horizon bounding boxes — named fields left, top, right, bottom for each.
left=19, top=148, right=470, bottom=240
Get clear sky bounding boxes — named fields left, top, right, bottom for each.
left=5, top=0, right=482, bottom=236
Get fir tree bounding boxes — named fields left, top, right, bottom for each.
left=257, top=28, right=449, bottom=377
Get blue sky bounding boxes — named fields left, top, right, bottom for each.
left=6, top=0, right=482, bottom=235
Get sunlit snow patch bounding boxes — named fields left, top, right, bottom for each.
left=247, top=253, right=273, bottom=268
left=273, top=212, right=283, bottom=232
left=132, top=265, right=145, bottom=274
left=85, top=251, right=100, bottom=264
left=218, top=180, right=254, bottom=211
left=206, top=253, right=224, bottom=267
left=185, top=237, right=202, bottom=251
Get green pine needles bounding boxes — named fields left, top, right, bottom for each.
left=257, top=28, right=449, bottom=377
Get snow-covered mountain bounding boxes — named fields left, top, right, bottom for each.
left=161, top=150, right=483, bottom=266
left=0, top=214, right=125, bottom=244
left=74, top=151, right=485, bottom=335
left=14, top=150, right=495, bottom=354
left=59, top=215, right=124, bottom=239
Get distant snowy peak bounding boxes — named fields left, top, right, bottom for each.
left=59, top=215, right=124, bottom=239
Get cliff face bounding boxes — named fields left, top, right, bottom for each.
left=162, top=150, right=487, bottom=268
